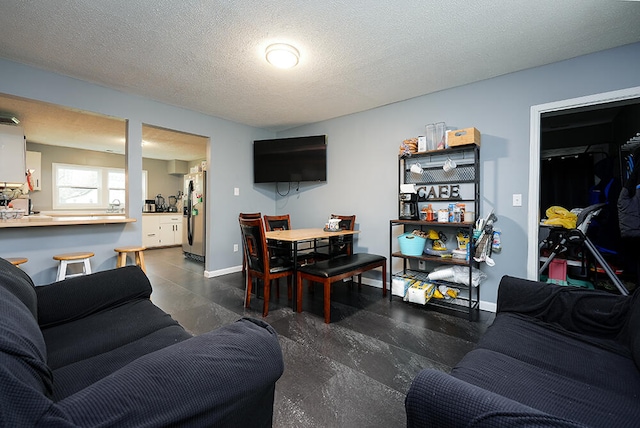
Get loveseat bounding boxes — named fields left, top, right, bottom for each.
left=406, top=275, right=640, bottom=427
left=0, top=257, right=284, bottom=427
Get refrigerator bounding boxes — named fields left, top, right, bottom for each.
left=182, top=171, right=206, bottom=261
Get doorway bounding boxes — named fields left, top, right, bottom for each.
left=527, top=86, right=640, bottom=282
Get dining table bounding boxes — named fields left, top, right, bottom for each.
left=265, top=227, right=360, bottom=311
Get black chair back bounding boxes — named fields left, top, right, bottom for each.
left=239, top=218, right=268, bottom=274
left=330, top=214, right=356, bottom=256
left=264, top=215, right=291, bottom=231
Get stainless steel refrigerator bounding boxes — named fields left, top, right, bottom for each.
left=182, top=171, right=206, bottom=261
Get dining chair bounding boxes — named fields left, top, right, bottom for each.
left=314, top=214, right=357, bottom=260
left=263, top=214, right=291, bottom=232
left=239, top=217, right=293, bottom=317
left=329, top=214, right=356, bottom=256
left=239, top=212, right=262, bottom=275
left=264, top=214, right=296, bottom=263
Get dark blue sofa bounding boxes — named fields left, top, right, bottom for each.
left=0, top=257, right=284, bottom=427
left=406, top=275, right=640, bottom=427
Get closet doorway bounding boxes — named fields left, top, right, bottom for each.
left=527, top=86, right=640, bottom=285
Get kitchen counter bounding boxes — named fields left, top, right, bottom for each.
left=0, top=215, right=136, bottom=228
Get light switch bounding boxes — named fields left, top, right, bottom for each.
left=513, top=193, right=522, bottom=207
left=233, top=187, right=239, bottom=196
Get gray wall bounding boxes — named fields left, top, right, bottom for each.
left=0, top=58, right=274, bottom=284
left=275, top=42, right=640, bottom=308
left=2, top=42, right=640, bottom=302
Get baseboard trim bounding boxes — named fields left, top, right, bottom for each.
left=205, top=265, right=242, bottom=278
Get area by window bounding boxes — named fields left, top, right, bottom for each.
left=52, top=163, right=147, bottom=210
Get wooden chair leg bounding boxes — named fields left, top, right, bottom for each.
left=296, top=276, right=303, bottom=313
left=358, top=273, right=362, bottom=290
left=324, top=279, right=331, bottom=324
left=245, top=273, right=253, bottom=308
left=262, top=280, right=271, bottom=317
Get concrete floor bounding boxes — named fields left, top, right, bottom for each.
left=144, top=246, right=494, bottom=427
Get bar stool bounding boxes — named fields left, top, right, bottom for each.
left=6, top=257, right=28, bottom=268
left=114, top=246, right=146, bottom=273
left=53, top=252, right=94, bottom=281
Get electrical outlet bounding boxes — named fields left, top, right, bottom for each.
left=233, top=244, right=239, bottom=252
left=418, top=260, right=426, bottom=270
left=233, top=187, right=240, bottom=196
left=513, top=193, right=522, bottom=207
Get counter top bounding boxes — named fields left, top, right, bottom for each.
left=0, top=215, right=136, bottom=228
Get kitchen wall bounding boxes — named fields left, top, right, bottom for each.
left=25, top=142, right=195, bottom=212
left=275, top=42, right=640, bottom=309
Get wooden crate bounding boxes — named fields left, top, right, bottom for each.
left=447, top=127, right=481, bottom=147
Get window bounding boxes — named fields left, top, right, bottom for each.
left=52, top=163, right=147, bottom=210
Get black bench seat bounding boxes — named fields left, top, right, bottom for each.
left=297, top=253, right=386, bottom=323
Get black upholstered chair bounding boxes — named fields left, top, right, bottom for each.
left=239, top=217, right=293, bottom=317
left=264, top=214, right=291, bottom=232
left=314, top=214, right=357, bottom=260
left=264, top=214, right=295, bottom=263
left=239, top=212, right=262, bottom=275
left=329, top=214, right=356, bottom=256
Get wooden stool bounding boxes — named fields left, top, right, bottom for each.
left=114, top=246, right=146, bottom=273
left=53, top=252, right=94, bottom=281
left=6, top=257, right=28, bottom=267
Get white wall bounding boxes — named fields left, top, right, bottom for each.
left=276, top=42, right=640, bottom=308
left=0, top=58, right=275, bottom=284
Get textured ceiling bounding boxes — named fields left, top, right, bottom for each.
left=0, top=0, right=639, bottom=158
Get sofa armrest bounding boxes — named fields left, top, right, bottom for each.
left=406, top=369, right=585, bottom=428
left=40, top=318, right=284, bottom=427
left=36, top=266, right=151, bottom=328
left=496, top=275, right=631, bottom=338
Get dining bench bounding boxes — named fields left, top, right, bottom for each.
left=296, top=253, right=387, bottom=323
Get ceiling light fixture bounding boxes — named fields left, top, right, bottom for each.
left=265, top=43, right=300, bottom=69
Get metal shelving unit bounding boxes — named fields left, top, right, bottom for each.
left=390, top=146, right=481, bottom=320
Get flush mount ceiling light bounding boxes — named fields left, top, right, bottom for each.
left=265, top=43, right=299, bottom=69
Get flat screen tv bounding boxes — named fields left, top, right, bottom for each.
left=253, top=135, right=327, bottom=183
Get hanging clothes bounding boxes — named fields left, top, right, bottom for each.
left=618, top=162, right=640, bottom=238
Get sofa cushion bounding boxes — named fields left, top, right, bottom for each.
left=622, top=291, right=640, bottom=371
left=36, top=266, right=152, bottom=328
left=0, top=257, right=38, bottom=319
left=0, top=284, right=53, bottom=426
left=50, top=324, right=191, bottom=400
left=42, top=299, right=189, bottom=370
left=452, top=313, right=640, bottom=427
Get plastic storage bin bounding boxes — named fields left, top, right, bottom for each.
left=398, top=233, right=427, bottom=256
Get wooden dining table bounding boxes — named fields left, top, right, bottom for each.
left=265, top=228, right=360, bottom=310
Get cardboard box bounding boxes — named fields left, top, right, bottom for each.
left=447, top=127, right=481, bottom=147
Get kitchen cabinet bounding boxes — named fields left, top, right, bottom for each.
left=143, top=214, right=182, bottom=248
left=142, top=215, right=161, bottom=248
left=390, top=145, right=481, bottom=320
left=0, top=124, right=26, bottom=185
left=26, top=151, right=41, bottom=190
left=159, top=214, right=182, bottom=246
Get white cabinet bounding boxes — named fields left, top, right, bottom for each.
left=26, top=151, right=41, bottom=190
left=159, top=214, right=182, bottom=246
left=0, top=124, right=26, bottom=185
left=142, top=214, right=182, bottom=248
left=142, top=215, right=161, bottom=248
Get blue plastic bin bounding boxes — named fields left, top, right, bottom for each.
left=398, top=233, right=427, bottom=256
